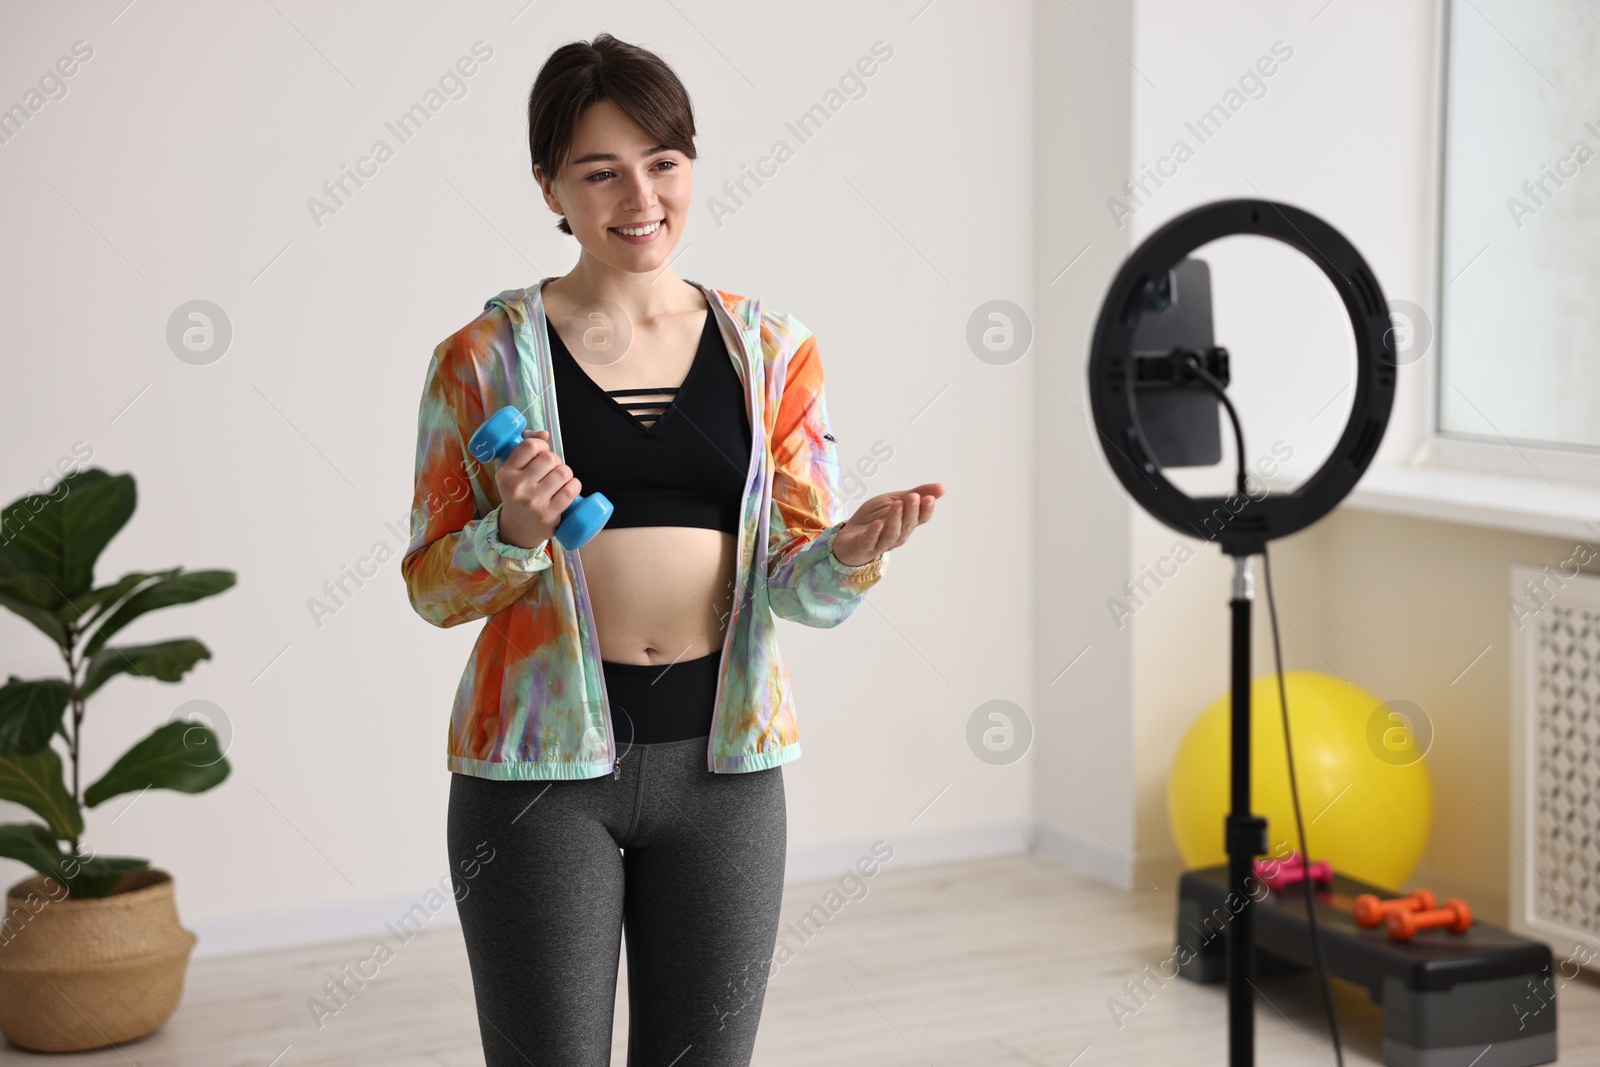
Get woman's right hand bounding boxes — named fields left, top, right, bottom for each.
left=495, top=429, right=583, bottom=549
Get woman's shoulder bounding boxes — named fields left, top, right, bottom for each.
left=429, top=292, right=520, bottom=376
left=698, top=283, right=814, bottom=363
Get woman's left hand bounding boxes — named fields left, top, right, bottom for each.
left=832, top=483, right=945, bottom=567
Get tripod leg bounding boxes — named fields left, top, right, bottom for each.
left=1226, top=555, right=1269, bottom=1067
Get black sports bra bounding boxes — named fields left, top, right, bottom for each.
left=547, top=298, right=752, bottom=533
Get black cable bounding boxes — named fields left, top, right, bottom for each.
left=1179, top=350, right=1248, bottom=499
left=1263, top=544, right=1344, bottom=1066
left=1180, top=351, right=1346, bottom=1066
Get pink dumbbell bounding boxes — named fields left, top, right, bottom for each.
left=1253, top=851, right=1333, bottom=892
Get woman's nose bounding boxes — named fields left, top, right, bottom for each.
left=619, top=169, right=655, bottom=209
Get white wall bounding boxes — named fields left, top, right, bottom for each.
left=1030, top=0, right=1138, bottom=887
left=0, top=0, right=1040, bottom=953
left=1293, top=510, right=1578, bottom=923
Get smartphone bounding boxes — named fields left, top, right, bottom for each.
left=1130, top=257, right=1224, bottom=469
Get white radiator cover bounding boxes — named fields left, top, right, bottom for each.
left=1510, top=562, right=1600, bottom=968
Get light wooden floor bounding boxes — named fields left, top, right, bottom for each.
left=8, top=852, right=1600, bottom=1066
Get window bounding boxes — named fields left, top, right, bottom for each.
left=1437, top=0, right=1600, bottom=454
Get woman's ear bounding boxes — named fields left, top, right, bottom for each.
left=533, top=163, right=563, bottom=217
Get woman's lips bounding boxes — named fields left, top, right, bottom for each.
left=608, top=220, right=663, bottom=245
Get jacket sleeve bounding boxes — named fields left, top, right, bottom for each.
left=764, top=319, right=887, bottom=627
left=402, top=325, right=551, bottom=629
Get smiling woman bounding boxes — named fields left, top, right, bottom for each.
left=411, top=30, right=939, bottom=1067
left=535, top=115, right=691, bottom=256
left=525, top=36, right=697, bottom=239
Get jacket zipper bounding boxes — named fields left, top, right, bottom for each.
left=530, top=279, right=621, bottom=780
left=700, top=284, right=759, bottom=775
left=532, top=280, right=755, bottom=780
left=566, top=544, right=620, bottom=780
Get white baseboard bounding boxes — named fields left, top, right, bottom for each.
left=782, top=818, right=1034, bottom=885
left=186, top=818, right=1103, bottom=959
left=1031, top=821, right=1138, bottom=890
left=189, top=886, right=466, bottom=960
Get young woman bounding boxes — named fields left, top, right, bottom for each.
left=406, top=33, right=942, bottom=1067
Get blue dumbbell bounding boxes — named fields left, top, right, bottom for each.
left=468, top=405, right=613, bottom=549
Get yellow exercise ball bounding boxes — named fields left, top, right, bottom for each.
left=1167, top=670, right=1432, bottom=892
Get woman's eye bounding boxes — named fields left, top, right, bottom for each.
left=585, top=161, right=674, bottom=182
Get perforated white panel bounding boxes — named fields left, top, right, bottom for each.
left=1532, top=601, right=1600, bottom=934
left=1512, top=563, right=1600, bottom=965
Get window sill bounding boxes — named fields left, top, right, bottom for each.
left=1342, top=465, right=1600, bottom=542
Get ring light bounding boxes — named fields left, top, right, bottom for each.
left=1087, top=198, right=1397, bottom=556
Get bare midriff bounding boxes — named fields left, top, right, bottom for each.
left=544, top=277, right=740, bottom=668
left=578, top=526, right=738, bottom=666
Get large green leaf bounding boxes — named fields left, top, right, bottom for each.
left=84, top=720, right=230, bottom=807
left=0, top=589, right=69, bottom=647
left=0, top=745, right=83, bottom=839
left=0, top=539, right=68, bottom=645
left=0, top=542, right=63, bottom=609
left=0, top=543, right=40, bottom=583
left=0, top=822, right=73, bottom=882
left=0, top=676, right=71, bottom=757
left=56, top=567, right=179, bottom=628
left=81, top=639, right=211, bottom=700
left=1, top=469, right=135, bottom=597
left=84, top=569, right=236, bottom=657
left=0, top=824, right=150, bottom=899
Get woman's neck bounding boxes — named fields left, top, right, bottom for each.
left=545, top=259, right=701, bottom=328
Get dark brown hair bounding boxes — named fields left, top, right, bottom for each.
left=527, top=33, right=698, bottom=236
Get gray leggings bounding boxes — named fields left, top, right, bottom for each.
left=447, top=735, right=787, bottom=1066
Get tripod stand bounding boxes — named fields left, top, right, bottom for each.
left=1223, top=554, right=1269, bottom=1064
left=1087, top=200, right=1398, bottom=1064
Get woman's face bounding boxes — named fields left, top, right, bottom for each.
left=537, top=99, right=691, bottom=273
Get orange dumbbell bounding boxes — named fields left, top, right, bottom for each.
left=1352, top=889, right=1437, bottom=928
left=1386, top=898, right=1472, bottom=941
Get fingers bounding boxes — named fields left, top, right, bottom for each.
left=879, top=486, right=943, bottom=524
left=501, top=429, right=551, bottom=473
left=877, top=499, right=904, bottom=546
left=507, top=433, right=570, bottom=495
left=497, top=430, right=576, bottom=511
left=537, top=460, right=580, bottom=502
left=905, top=486, right=942, bottom=520
left=885, top=488, right=936, bottom=548
left=847, top=487, right=939, bottom=554
left=894, top=492, right=929, bottom=536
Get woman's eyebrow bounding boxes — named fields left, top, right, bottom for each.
left=570, top=145, right=675, bottom=166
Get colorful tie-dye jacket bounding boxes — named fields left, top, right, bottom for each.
left=403, top=278, right=888, bottom=780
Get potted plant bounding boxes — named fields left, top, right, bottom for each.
left=0, top=467, right=235, bottom=1052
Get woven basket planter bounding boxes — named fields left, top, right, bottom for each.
left=0, top=868, right=198, bottom=1053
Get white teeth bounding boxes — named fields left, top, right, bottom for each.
left=612, top=220, right=661, bottom=236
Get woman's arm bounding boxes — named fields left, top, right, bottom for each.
left=764, top=325, right=887, bottom=627
left=402, top=328, right=550, bottom=629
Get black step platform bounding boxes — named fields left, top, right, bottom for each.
left=1175, top=865, right=1557, bottom=1067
